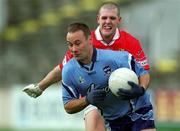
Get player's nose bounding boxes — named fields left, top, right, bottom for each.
left=71, top=45, right=78, bottom=53
left=105, top=17, right=111, bottom=23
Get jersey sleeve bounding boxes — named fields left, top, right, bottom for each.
left=124, top=32, right=150, bottom=70
left=61, top=65, right=80, bottom=105
left=114, top=51, right=148, bottom=77
left=59, top=50, right=74, bottom=70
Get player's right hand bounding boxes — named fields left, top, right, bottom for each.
left=86, top=87, right=106, bottom=106
left=22, top=84, right=43, bottom=98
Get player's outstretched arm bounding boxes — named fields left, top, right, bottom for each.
left=23, top=65, right=62, bottom=98
left=38, top=65, right=62, bottom=91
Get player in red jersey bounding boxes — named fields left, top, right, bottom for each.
left=23, top=2, right=151, bottom=131
left=60, top=29, right=149, bottom=71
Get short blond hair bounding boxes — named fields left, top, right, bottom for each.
left=99, top=1, right=120, bottom=16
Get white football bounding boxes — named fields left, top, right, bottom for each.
left=108, top=68, right=139, bottom=97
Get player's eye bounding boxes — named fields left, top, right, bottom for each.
left=74, top=40, right=81, bottom=46
left=67, top=41, right=73, bottom=47
left=101, top=16, right=117, bottom=21
left=67, top=40, right=81, bottom=48
left=101, top=16, right=108, bottom=20
left=110, top=16, right=116, bottom=20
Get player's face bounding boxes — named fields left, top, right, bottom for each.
left=97, top=8, right=121, bottom=39
left=66, top=30, right=91, bottom=63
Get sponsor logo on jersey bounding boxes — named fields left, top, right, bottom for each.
left=103, top=66, right=112, bottom=75
left=87, top=83, right=95, bottom=92
left=140, top=59, right=148, bottom=66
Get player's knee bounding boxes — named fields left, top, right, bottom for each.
left=84, top=105, right=106, bottom=131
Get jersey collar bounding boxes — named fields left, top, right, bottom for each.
left=77, top=48, right=97, bottom=71
left=95, top=26, right=120, bottom=42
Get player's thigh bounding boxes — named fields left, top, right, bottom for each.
left=84, top=105, right=106, bottom=131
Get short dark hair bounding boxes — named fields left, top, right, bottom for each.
left=99, top=1, right=120, bottom=16
left=67, top=23, right=91, bottom=39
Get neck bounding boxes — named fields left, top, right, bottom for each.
left=101, top=33, right=115, bottom=44
left=81, top=46, right=94, bottom=64
left=102, top=36, right=113, bottom=44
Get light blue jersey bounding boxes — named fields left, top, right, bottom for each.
left=62, top=48, right=151, bottom=120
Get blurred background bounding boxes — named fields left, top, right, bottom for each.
left=0, top=0, right=180, bottom=131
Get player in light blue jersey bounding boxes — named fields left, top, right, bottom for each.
left=62, top=23, right=156, bottom=131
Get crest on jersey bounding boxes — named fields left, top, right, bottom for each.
left=103, top=66, right=112, bottom=75
left=79, top=76, right=85, bottom=84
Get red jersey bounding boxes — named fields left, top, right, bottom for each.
left=59, top=28, right=150, bottom=70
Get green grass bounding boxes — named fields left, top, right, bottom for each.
left=157, top=127, right=180, bottom=131
left=156, top=122, right=180, bottom=131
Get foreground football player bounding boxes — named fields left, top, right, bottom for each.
left=23, top=2, right=151, bottom=131
left=62, top=22, right=156, bottom=131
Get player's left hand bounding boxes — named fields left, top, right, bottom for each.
left=117, top=81, right=145, bottom=100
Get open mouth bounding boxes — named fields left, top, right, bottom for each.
left=104, top=25, right=112, bottom=29
left=103, top=25, right=112, bottom=32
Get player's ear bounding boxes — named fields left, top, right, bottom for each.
left=118, top=17, right=122, bottom=23
left=96, top=15, right=100, bottom=24
left=89, top=36, right=93, bottom=44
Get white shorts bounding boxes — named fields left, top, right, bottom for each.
left=83, top=105, right=98, bottom=118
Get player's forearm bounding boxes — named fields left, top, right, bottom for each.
left=64, top=97, right=89, bottom=114
left=139, top=73, right=150, bottom=90
left=38, top=65, right=62, bottom=91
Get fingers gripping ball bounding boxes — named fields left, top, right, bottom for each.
left=108, top=68, right=138, bottom=97
left=86, top=86, right=106, bottom=106
left=22, top=84, right=43, bottom=98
